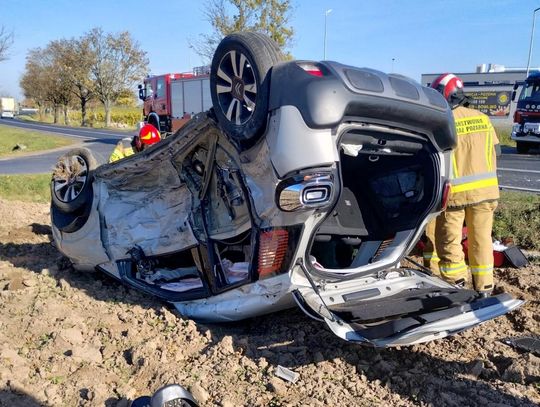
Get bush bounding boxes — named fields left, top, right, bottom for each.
left=70, top=107, right=143, bottom=128
left=493, top=191, right=540, bottom=251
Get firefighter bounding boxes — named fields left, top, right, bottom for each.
left=429, top=73, right=499, bottom=297
left=109, top=123, right=161, bottom=163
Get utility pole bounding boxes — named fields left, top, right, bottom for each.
left=324, top=9, right=332, bottom=60
left=526, top=7, right=540, bottom=77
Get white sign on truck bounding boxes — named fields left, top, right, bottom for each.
left=0, top=97, right=15, bottom=119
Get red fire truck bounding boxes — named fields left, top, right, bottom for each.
left=138, top=66, right=211, bottom=134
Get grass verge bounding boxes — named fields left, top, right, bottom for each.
left=493, top=191, right=540, bottom=251
left=1, top=175, right=538, bottom=252
left=494, top=124, right=514, bottom=147
left=0, top=174, right=51, bottom=203
left=0, top=124, right=75, bottom=158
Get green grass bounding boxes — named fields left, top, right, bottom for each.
left=1, top=174, right=538, bottom=254
left=0, top=124, right=75, bottom=158
left=493, top=191, right=540, bottom=251
left=0, top=174, right=51, bottom=203
left=494, top=124, right=514, bottom=147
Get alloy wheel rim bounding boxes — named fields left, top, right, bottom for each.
left=216, top=50, right=257, bottom=125
left=53, top=155, right=88, bottom=203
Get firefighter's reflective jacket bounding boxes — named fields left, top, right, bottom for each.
left=448, top=106, right=499, bottom=208
left=109, top=137, right=137, bottom=163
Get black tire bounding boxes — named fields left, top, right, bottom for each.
left=210, top=32, right=284, bottom=147
left=516, top=141, right=530, bottom=154
left=51, top=147, right=97, bottom=214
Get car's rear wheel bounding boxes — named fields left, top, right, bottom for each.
left=51, top=148, right=97, bottom=214
left=210, top=32, right=284, bottom=148
left=516, top=141, right=530, bottom=154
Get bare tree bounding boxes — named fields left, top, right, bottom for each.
left=85, top=28, right=148, bottom=127
left=192, top=0, right=294, bottom=62
left=0, top=25, right=14, bottom=62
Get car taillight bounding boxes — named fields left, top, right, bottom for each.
left=258, top=229, right=289, bottom=278
left=297, top=62, right=324, bottom=77
left=514, top=110, right=522, bottom=123
left=441, top=181, right=451, bottom=210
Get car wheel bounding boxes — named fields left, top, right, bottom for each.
left=51, top=147, right=97, bottom=214
left=210, top=32, right=284, bottom=148
left=516, top=141, right=530, bottom=154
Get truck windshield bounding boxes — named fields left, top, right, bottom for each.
left=519, top=81, right=540, bottom=101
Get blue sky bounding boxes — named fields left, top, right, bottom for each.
left=1, top=0, right=539, bottom=100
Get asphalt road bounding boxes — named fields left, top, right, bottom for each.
left=0, top=119, right=130, bottom=174
left=1, top=118, right=539, bottom=193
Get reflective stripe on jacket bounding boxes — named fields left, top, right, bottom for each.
left=109, top=138, right=136, bottom=163
left=447, top=106, right=499, bottom=207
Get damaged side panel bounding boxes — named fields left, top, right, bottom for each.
left=172, top=273, right=296, bottom=322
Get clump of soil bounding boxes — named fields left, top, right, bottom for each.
left=0, top=198, right=539, bottom=406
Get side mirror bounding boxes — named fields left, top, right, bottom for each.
left=138, top=86, right=146, bottom=101
left=511, top=90, right=516, bottom=101
left=513, top=82, right=519, bottom=90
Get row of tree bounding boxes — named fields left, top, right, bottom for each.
left=20, top=28, right=148, bottom=127
left=15, top=0, right=294, bottom=128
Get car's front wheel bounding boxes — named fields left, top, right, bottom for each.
left=210, top=32, right=284, bottom=149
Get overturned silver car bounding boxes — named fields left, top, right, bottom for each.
left=50, top=33, right=522, bottom=347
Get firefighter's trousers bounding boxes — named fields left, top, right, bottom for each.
left=435, top=200, right=498, bottom=292
left=423, top=217, right=440, bottom=275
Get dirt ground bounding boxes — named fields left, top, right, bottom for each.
left=0, top=199, right=539, bottom=407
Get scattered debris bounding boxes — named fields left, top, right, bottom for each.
left=275, top=365, right=300, bottom=384
left=12, top=144, right=27, bottom=151
left=503, top=335, right=540, bottom=356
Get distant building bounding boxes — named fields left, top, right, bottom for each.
left=421, top=64, right=539, bottom=125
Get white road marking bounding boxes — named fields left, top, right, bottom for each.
left=0, top=121, right=125, bottom=138
left=498, top=167, right=540, bottom=174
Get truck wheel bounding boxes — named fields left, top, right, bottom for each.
left=516, top=141, right=530, bottom=154
left=210, top=32, right=283, bottom=148
left=51, top=148, right=97, bottom=214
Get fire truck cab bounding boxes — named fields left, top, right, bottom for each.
left=138, top=67, right=211, bottom=134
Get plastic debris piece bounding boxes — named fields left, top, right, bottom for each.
left=275, top=365, right=300, bottom=384
left=341, top=143, right=363, bottom=157
left=222, top=259, right=249, bottom=284
left=502, top=335, right=540, bottom=356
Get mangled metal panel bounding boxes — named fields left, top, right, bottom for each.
left=173, top=273, right=295, bottom=322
